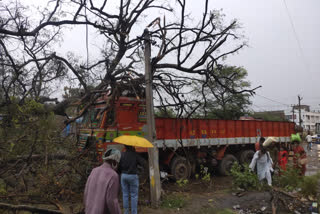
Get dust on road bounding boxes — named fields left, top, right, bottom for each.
left=305, top=142, right=320, bottom=176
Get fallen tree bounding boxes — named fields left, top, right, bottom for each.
left=0, top=202, right=62, bottom=214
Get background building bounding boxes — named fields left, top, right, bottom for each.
left=284, top=105, right=320, bottom=132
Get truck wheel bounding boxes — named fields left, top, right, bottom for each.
left=137, top=158, right=149, bottom=185
left=170, top=156, right=191, bottom=180
left=239, top=150, right=255, bottom=165
left=218, top=154, right=238, bottom=176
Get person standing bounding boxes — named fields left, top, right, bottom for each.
left=119, top=145, right=144, bottom=214
left=84, top=148, right=122, bottom=214
left=293, top=140, right=307, bottom=175
left=278, top=143, right=289, bottom=171
left=250, top=144, right=274, bottom=186
left=306, top=131, right=313, bottom=151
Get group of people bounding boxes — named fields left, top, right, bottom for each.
left=84, top=145, right=143, bottom=214
left=83, top=133, right=309, bottom=213
left=249, top=133, right=308, bottom=186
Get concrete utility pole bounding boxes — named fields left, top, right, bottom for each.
left=298, top=95, right=303, bottom=128
left=291, top=105, right=295, bottom=123
left=143, top=28, right=161, bottom=207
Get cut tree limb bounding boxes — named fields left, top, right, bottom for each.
left=0, top=202, right=62, bottom=213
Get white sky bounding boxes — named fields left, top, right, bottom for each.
left=206, top=0, right=320, bottom=112
left=25, top=0, right=320, bottom=112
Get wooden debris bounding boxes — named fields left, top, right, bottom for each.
left=270, top=187, right=309, bottom=213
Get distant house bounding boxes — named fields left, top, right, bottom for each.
left=239, top=115, right=256, bottom=120
left=284, top=105, right=320, bottom=132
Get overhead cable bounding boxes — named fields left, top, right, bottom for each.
left=255, top=94, right=290, bottom=107
left=282, top=0, right=310, bottom=73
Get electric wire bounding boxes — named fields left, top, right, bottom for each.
left=282, top=0, right=309, bottom=73
left=252, top=104, right=268, bottom=112
left=255, top=94, right=291, bottom=107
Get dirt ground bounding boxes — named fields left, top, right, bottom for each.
left=139, top=142, right=319, bottom=214
left=141, top=177, right=274, bottom=214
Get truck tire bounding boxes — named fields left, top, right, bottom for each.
left=239, top=150, right=255, bottom=165
left=170, top=156, right=191, bottom=180
left=218, top=154, right=238, bottom=176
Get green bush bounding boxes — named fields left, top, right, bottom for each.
left=161, top=193, right=187, bottom=209
left=273, top=166, right=301, bottom=191
left=299, top=172, right=320, bottom=197
left=274, top=167, right=320, bottom=197
left=229, top=162, right=260, bottom=190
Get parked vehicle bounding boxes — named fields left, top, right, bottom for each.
left=312, top=135, right=320, bottom=144
left=312, top=123, right=320, bottom=144
left=78, top=95, right=295, bottom=180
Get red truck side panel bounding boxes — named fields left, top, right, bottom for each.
left=155, top=118, right=295, bottom=141
left=209, top=120, right=218, bottom=138
left=235, top=121, right=243, bottom=138
left=248, top=121, right=256, bottom=137
left=243, top=121, right=250, bottom=138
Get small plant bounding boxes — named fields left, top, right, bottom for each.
left=229, top=162, right=260, bottom=190
left=198, top=165, right=212, bottom=183
left=176, top=179, right=189, bottom=187
left=299, top=172, right=320, bottom=197
left=202, top=172, right=211, bottom=183
left=161, top=193, right=187, bottom=209
left=195, top=174, right=199, bottom=179
left=273, top=166, right=301, bottom=191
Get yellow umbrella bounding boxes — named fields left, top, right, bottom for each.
left=113, top=135, right=154, bottom=148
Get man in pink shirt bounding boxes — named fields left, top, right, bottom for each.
left=84, top=148, right=122, bottom=214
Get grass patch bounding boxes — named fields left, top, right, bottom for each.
left=199, top=206, right=235, bottom=214
left=161, top=193, right=187, bottom=209
left=299, top=172, right=320, bottom=197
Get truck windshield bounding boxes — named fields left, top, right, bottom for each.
left=82, top=108, right=103, bottom=128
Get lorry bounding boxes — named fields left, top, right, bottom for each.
left=78, top=95, right=295, bottom=180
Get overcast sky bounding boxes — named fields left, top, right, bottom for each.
left=27, top=0, right=320, bottom=112
left=206, top=0, right=320, bottom=112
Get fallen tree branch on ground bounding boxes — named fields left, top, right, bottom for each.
left=0, top=202, right=62, bottom=214
left=270, top=187, right=309, bottom=214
